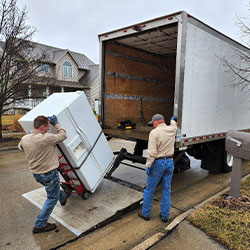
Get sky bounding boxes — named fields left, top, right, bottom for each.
left=18, top=0, right=249, bottom=64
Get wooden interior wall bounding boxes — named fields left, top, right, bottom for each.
left=104, top=41, right=176, bottom=128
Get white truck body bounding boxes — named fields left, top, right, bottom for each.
left=182, top=21, right=250, bottom=142
left=98, top=11, right=250, bottom=149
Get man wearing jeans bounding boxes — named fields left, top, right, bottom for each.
left=18, top=115, right=71, bottom=233
left=138, top=114, right=177, bottom=223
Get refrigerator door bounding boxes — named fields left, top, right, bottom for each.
left=19, top=91, right=114, bottom=193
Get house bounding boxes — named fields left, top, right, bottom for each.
left=14, top=42, right=100, bottom=114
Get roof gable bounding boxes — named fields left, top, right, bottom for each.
left=55, top=50, right=79, bottom=67
left=31, top=42, right=95, bottom=70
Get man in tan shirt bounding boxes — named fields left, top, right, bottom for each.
left=18, top=115, right=71, bottom=233
left=138, top=114, right=177, bottom=223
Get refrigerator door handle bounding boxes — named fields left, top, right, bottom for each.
left=74, top=130, right=103, bottom=170
left=64, top=107, right=91, bottom=148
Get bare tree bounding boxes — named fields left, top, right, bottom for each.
left=223, top=3, right=250, bottom=97
left=0, top=0, right=48, bottom=140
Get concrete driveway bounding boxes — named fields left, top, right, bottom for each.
left=1, top=139, right=250, bottom=250
left=0, top=150, right=75, bottom=250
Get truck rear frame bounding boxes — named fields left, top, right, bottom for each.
left=98, top=11, right=250, bottom=173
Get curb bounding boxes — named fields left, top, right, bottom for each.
left=131, top=209, right=195, bottom=250
left=132, top=172, right=250, bottom=250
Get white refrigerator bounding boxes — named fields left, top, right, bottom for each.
left=18, top=91, right=115, bottom=193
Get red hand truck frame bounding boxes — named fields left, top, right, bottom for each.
left=58, top=154, right=89, bottom=200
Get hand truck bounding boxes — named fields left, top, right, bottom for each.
left=58, top=154, right=89, bottom=200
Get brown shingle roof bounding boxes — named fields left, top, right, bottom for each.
left=31, top=42, right=95, bottom=70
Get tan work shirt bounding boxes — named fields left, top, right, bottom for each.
left=18, top=124, right=67, bottom=174
left=146, top=121, right=177, bottom=167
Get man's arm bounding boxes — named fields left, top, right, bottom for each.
left=169, top=120, right=177, bottom=132
left=146, top=132, right=157, bottom=167
left=47, top=115, right=67, bottom=145
left=45, top=124, right=67, bottom=145
left=167, top=116, right=177, bottom=133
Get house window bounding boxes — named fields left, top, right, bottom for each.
left=63, top=61, right=72, bottom=78
left=40, top=64, right=49, bottom=73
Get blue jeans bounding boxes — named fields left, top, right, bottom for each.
left=33, top=169, right=66, bottom=228
left=142, top=159, right=174, bottom=220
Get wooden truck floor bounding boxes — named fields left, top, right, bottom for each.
left=104, top=124, right=152, bottom=141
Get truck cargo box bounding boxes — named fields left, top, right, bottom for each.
left=99, top=11, right=250, bottom=147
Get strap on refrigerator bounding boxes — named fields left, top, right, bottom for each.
left=74, top=130, right=103, bottom=170
left=64, top=107, right=103, bottom=170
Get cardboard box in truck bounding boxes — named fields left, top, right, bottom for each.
left=98, top=11, right=250, bottom=173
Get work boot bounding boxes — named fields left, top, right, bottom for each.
left=160, top=213, right=168, bottom=223
left=138, top=209, right=150, bottom=221
left=32, top=223, right=57, bottom=234
left=60, top=188, right=72, bottom=206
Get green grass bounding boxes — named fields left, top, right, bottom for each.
left=187, top=177, right=250, bottom=250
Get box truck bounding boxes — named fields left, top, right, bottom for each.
left=98, top=11, right=250, bottom=173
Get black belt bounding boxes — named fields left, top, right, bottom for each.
left=155, top=156, right=173, bottom=160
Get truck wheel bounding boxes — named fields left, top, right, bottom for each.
left=222, top=151, right=233, bottom=173
left=82, top=191, right=89, bottom=200
left=200, top=139, right=227, bottom=174
left=174, top=154, right=191, bottom=172
left=180, top=154, right=191, bottom=170
left=187, top=145, right=203, bottom=160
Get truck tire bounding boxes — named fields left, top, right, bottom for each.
left=222, top=151, right=233, bottom=173
left=200, top=139, right=232, bottom=173
left=175, top=154, right=191, bottom=172
left=200, top=140, right=224, bottom=174
left=187, top=145, right=204, bottom=160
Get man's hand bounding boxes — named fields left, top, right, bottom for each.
left=48, top=115, right=59, bottom=125
left=171, top=116, right=178, bottom=122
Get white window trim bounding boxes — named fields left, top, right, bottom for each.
left=63, top=61, right=73, bottom=78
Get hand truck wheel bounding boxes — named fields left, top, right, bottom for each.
left=82, top=191, right=89, bottom=200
